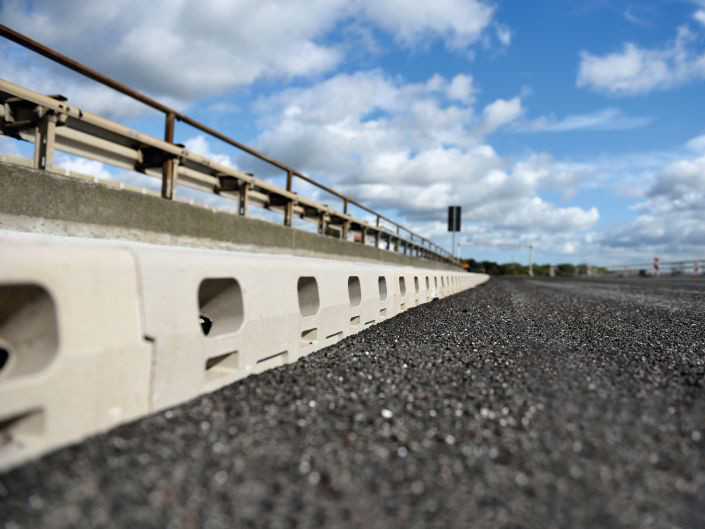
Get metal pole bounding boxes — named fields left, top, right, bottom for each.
left=33, top=112, right=56, bottom=170
left=284, top=170, right=294, bottom=227
left=528, top=245, right=533, bottom=277
left=161, top=112, right=176, bottom=199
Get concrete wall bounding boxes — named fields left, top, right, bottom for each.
left=0, top=161, right=459, bottom=271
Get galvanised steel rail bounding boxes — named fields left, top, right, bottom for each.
left=0, top=24, right=458, bottom=265
left=606, top=259, right=705, bottom=276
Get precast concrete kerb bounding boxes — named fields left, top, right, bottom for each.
left=0, top=234, right=488, bottom=471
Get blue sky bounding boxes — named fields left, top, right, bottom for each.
left=1, top=0, right=704, bottom=265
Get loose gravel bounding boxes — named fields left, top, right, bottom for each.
left=2, top=277, right=705, bottom=529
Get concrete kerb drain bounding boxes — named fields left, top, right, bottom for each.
left=0, top=235, right=489, bottom=471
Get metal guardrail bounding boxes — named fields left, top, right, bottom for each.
left=0, top=24, right=458, bottom=265
left=605, top=259, right=705, bottom=276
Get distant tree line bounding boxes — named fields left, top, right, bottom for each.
left=462, top=259, right=607, bottom=276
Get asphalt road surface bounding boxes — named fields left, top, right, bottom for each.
left=2, top=276, right=705, bottom=529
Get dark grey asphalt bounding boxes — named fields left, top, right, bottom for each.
left=2, top=277, right=705, bottom=529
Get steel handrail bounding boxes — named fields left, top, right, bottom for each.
left=0, top=23, right=456, bottom=263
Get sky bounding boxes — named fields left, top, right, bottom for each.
left=1, top=0, right=704, bottom=265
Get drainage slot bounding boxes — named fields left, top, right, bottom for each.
left=348, top=276, right=361, bottom=307
left=414, top=276, right=420, bottom=293
left=0, top=346, right=9, bottom=373
left=198, top=278, right=244, bottom=337
left=257, top=351, right=288, bottom=364
left=350, top=315, right=360, bottom=325
left=425, top=276, right=430, bottom=290
left=205, top=351, right=238, bottom=381
left=0, top=408, right=44, bottom=449
left=0, top=284, right=58, bottom=381
left=380, top=308, right=387, bottom=317
left=365, top=320, right=375, bottom=326
left=378, top=276, right=387, bottom=301
left=326, top=331, right=343, bottom=341
left=297, top=277, right=320, bottom=317
left=399, top=277, right=406, bottom=297
left=400, top=303, right=406, bottom=310
left=301, top=328, right=318, bottom=344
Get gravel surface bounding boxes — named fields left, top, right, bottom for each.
left=2, top=277, right=705, bottom=529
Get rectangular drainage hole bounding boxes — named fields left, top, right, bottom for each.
left=301, top=328, right=318, bottom=344
left=365, top=320, right=375, bottom=326
left=400, top=303, right=406, bottom=310
left=257, top=351, right=288, bottom=364
left=350, top=316, right=361, bottom=325
left=0, top=408, right=44, bottom=449
left=326, top=331, right=343, bottom=341
left=380, top=308, right=387, bottom=317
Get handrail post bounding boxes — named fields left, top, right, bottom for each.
left=238, top=181, right=250, bottom=216
left=161, top=112, right=176, bottom=199
left=374, top=215, right=381, bottom=248
left=284, top=170, right=294, bottom=227
left=33, top=110, right=56, bottom=170
left=342, top=199, right=350, bottom=240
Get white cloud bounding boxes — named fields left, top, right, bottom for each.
left=243, top=70, right=598, bottom=247
left=602, top=212, right=705, bottom=256
left=494, top=23, right=512, bottom=47
left=474, top=97, right=524, bottom=136
left=600, top=136, right=705, bottom=257
left=520, top=107, right=652, bottom=132
left=1, top=0, right=344, bottom=101
left=446, top=74, right=477, bottom=104
left=686, top=133, right=705, bottom=152
left=1, top=0, right=501, bottom=108
left=577, top=26, right=705, bottom=95
left=357, top=0, right=496, bottom=50
left=647, top=153, right=705, bottom=206
left=54, top=155, right=113, bottom=180
left=694, top=10, right=705, bottom=27
left=0, top=56, right=162, bottom=119
left=498, top=198, right=598, bottom=232
left=184, top=135, right=235, bottom=168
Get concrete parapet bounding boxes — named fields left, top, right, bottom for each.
left=0, top=233, right=487, bottom=470
left=0, top=160, right=458, bottom=271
